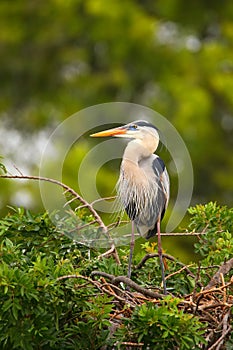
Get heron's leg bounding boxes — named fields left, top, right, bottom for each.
left=128, top=221, right=135, bottom=279
left=157, top=218, right=167, bottom=294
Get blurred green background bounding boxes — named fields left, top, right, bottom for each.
left=0, top=0, right=232, bottom=260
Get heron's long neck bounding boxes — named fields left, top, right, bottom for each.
left=119, top=141, right=152, bottom=191
left=122, top=140, right=151, bottom=166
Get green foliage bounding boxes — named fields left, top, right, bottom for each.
left=0, top=203, right=232, bottom=349
left=110, top=297, right=206, bottom=350
left=187, top=202, right=233, bottom=289
left=188, top=202, right=233, bottom=264
left=0, top=208, right=114, bottom=349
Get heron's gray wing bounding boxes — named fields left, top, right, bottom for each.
left=144, top=156, right=170, bottom=239
left=152, top=156, right=170, bottom=210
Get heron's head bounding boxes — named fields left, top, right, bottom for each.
left=91, top=120, right=159, bottom=140
left=90, top=120, right=160, bottom=153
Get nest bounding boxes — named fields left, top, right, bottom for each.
left=88, top=256, right=233, bottom=350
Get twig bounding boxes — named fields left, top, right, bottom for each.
left=220, top=273, right=227, bottom=304
left=198, top=302, right=232, bottom=311
left=98, top=243, right=121, bottom=265
left=107, top=219, right=130, bottom=231
left=100, top=285, right=127, bottom=303
left=56, top=274, right=81, bottom=281
left=100, top=277, right=119, bottom=295
left=165, top=264, right=194, bottom=281
left=195, top=280, right=233, bottom=302
left=91, top=196, right=116, bottom=206
left=118, top=341, right=144, bottom=347
left=56, top=274, right=105, bottom=293
left=63, top=196, right=78, bottom=207
left=13, top=164, right=24, bottom=176
left=74, top=196, right=116, bottom=212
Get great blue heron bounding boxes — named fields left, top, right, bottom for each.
left=91, top=120, right=170, bottom=294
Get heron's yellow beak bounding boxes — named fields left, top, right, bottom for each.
left=90, top=126, right=127, bottom=137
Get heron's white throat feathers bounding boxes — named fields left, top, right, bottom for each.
left=123, top=136, right=159, bottom=164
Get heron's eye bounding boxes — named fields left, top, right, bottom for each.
left=129, top=124, right=138, bottom=130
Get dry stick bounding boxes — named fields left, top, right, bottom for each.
left=56, top=274, right=107, bottom=295
left=74, top=196, right=116, bottom=212
left=107, top=220, right=132, bottom=233
left=101, top=283, right=138, bottom=306
left=165, top=264, right=194, bottom=281
left=194, top=280, right=233, bottom=314
left=119, top=342, right=144, bottom=347
left=204, top=257, right=233, bottom=290
left=63, top=196, right=78, bottom=207
left=100, top=278, right=120, bottom=295
left=215, top=326, right=232, bottom=350
left=98, top=243, right=121, bottom=265
left=90, top=196, right=116, bottom=206
left=198, top=281, right=233, bottom=297
left=198, top=302, right=232, bottom=311
left=57, top=274, right=81, bottom=281
left=100, top=278, right=140, bottom=307
left=199, top=265, right=220, bottom=270
left=13, top=164, right=24, bottom=176
left=91, top=271, right=163, bottom=299
left=220, top=273, right=227, bottom=304
left=101, top=285, right=127, bottom=303
left=208, top=313, right=231, bottom=350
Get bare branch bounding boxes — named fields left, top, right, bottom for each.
left=91, top=196, right=116, bottom=206
left=165, top=264, right=194, bottom=281
left=118, top=342, right=144, bottom=347
left=91, top=271, right=163, bottom=299
left=98, top=243, right=121, bottom=265
left=196, top=280, right=233, bottom=298
left=56, top=274, right=81, bottom=281
left=204, top=257, right=233, bottom=290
